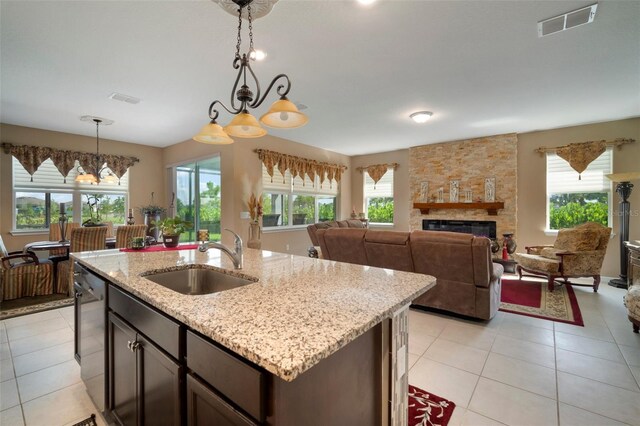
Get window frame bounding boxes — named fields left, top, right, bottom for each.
left=363, top=168, right=395, bottom=227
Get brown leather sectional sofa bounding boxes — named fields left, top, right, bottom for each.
left=315, top=228, right=504, bottom=320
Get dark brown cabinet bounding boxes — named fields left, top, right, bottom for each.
left=186, top=373, right=256, bottom=426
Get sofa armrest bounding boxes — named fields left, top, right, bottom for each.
left=526, top=245, right=553, bottom=254
left=559, top=250, right=606, bottom=276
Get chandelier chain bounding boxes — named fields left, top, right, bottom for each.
left=235, top=7, right=243, bottom=59
left=248, top=4, right=254, bottom=54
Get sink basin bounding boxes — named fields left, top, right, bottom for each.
left=141, top=265, right=257, bottom=295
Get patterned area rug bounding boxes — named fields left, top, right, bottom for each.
left=0, top=295, right=73, bottom=320
left=499, top=278, right=584, bottom=326
left=408, top=385, right=456, bottom=426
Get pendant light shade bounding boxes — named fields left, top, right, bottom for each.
left=224, top=112, right=267, bottom=138
left=260, top=97, right=308, bottom=129
left=193, top=121, right=234, bottom=144
left=100, top=173, right=120, bottom=184
left=76, top=173, right=98, bottom=184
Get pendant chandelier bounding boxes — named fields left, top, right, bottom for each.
left=75, top=118, right=119, bottom=185
left=193, top=0, right=308, bottom=144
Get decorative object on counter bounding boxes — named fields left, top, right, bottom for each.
left=437, top=188, right=444, bottom=203
left=606, top=171, right=640, bottom=288
left=501, top=233, right=517, bottom=260
left=464, top=189, right=472, bottom=203
left=139, top=192, right=167, bottom=240
left=356, top=163, right=399, bottom=190
left=129, top=237, right=146, bottom=250
left=449, top=180, right=459, bottom=203
left=245, top=190, right=263, bottom=249
left=256, top=149, right=347, bottom=189
left=484, top=177, right=496, bottom=202
left=58, top=202, right=68, bottom=242
left=126, top=208, right=135, bottom=225
left=152, top=216, right=194, bottom=248
left=420, top=182, right=429, bottom=202
left=248, top=222, right=262, bottom=249
left=193, top=0, right=307, bottom=144
left=408, top=385, right=456, bottom=426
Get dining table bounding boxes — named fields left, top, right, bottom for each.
left=23, top=237, right=117, bottom=253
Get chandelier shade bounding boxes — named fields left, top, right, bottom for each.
left=260, top=97, right=308, bottom=129
left=193, top=0, right=307, bottom=145
left=75, top=173, right=98, bottom=184
left=75, top=118, right=121, bottom=185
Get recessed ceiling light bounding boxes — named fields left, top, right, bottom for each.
left=357, top=0, right=376, bottom=5
left=410, top=111, right=433, bottom=123
left=250, top=49, right=267, bottom=61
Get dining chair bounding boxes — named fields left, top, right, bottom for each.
left=56, top=226, right=108, bottom=295
left=115, top=225, right=147, bottom=248
left=0, top=235, right=54, bottom=301
left=48, top=222, right=80, bottom=256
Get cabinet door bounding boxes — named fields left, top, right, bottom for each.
left=186, top=373, right=256, bottom=426
left=108, top=312, right=138, bottom=426
left=137, top=334, right=182, bottom=425
left=74, top=283, right=82, bottom=363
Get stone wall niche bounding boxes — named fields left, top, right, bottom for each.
left=409, top=134, right=518, bottom=242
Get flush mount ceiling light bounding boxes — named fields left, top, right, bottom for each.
left=194, top=0, right=308, bottom=144
left=357, top=0, right=377, bottom=5
left=410, top=111, right=433, bottom=123
left=75, top=118, right=119, bottom=185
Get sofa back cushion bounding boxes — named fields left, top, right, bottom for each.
left=409, top=230, right=492, bottom=288
left=364, top=230, right=414, bottom=272
left=307, top=220, right=365, bottom=246
left=317, top=228, right=369, bottom=265
left=554, top=227, right=600, bottom=252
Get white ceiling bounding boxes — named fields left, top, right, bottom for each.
left=1, top=0, right=639, bottom=156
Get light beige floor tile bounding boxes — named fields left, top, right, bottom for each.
left=408, top=353, right=419, bottom=370
left=481, top=352, right=556, bottom=399
left=409, top=358, right=479, bottom=409
left=0, top=379, right=20, bottom=411
left=13, top=341, right=75, bottom=377
left=424, top=338, right=489, bottom=375
left=501, top=312, right=554, bottom=330
left=558, top=403, right=628, bottom=426
left=8, top=328, right=73, bottom=357
left=16, top=359, right=80, bottom=403
left=439, top=323, right=497, bottom=351
left=461, top=410, right=506, bottom=426
left=4, top=310, right=62, bottom=329
left=490, top=334, right=556, bottom=368
left=409, top=316, right=448, bottom=338
left=468, top=378, right=557, bottom=426
left=558, top=372, right=640, bottom=426
left=556, top=348, right=639, bottom=392
left=555, top=331, right=625, bottom=363
left=6, top=317, right=69, bottom=342
left=408, top=332, right=436, bottom=356
left=554, top=321, right=615, bottom=342
left=58, top=306, right=74, bottom=321
left=0, top=355, right=15, bottom=382
left=631, top=366, right=640, bottom=386
left=609, top=325, right=640, bottom=348
left=0, top=327, right=7, bottom=344
left=22, top=382, right=100, bottom=426
left=619, top=344, right=640, bottom=367
left=447, top=407, right=466, bottom=426
left=63, top=411, right=109, bottom=426
left=497, top=319, right=555, bottom=346
left=0, top=342, right=10, bottom=360
left=0, top=405, right=24, bottom=426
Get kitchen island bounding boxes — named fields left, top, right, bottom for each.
left=72, top=247, right=435, bottom=425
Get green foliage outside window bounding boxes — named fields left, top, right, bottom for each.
left=15, top=193, right=46, bottom=229
left=549, top=192, right=608, bottom=229
left=82, top=194, right=126, bottom=224
left=367, top=197, right=394, bottom=223
left=318, top=199, right=336, bottom=222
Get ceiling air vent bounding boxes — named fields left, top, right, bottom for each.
left=108, top=92, right=141, bottom=104
left=538, top=3, right=598, bottom=37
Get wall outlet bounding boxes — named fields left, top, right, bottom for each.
left=285, top=244, right=290, bottom=251
left=240, top=211, right=250, bottom=219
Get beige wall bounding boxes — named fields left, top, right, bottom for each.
left=163, top=134, right=351, bottom=256
left=0, top=123, right=165, bottom=252
left=351, top=150, right=410, bottom=231
left=517, top=117, right=640, bottom=277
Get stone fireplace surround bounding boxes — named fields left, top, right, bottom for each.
left=409, top=133, right=518, bottom=241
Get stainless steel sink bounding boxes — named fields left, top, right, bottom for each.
left=141, top=265, right=257, bottom=295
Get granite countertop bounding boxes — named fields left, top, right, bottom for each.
left=72, top=248, right=435, bottom=381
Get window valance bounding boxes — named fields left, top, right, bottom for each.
left=2, top=142, right=139, bottom=182
left=356, top=163, right=399, bottom=186
left=254, top=149, right=347, bottom=188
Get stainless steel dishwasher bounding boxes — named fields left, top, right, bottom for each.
left=74, top=262, right=107, bottom=413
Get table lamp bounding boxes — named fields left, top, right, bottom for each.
left=606, top=172, right=640, bottom=288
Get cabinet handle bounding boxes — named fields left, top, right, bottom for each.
left=130, top=341, right=141, bottom=352
left=75, top=292, right=82, bottom=299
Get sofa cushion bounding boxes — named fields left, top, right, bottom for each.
left=364, top=231, right=414, bottom=272
left=554, top=228, right=600, bottom=252
left=512, top=253, right=560, bottom=274
left=320, top=228, right=369, bottom=265
left=409, top=231, right=477, bottom=286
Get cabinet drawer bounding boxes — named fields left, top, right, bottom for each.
left=186, top=331, right=264, bottom=422
left=186, top=373, right=256, bottom=426
left=108, top=285, right=182, bottom=359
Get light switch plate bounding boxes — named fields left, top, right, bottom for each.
left=240, top=211, right=250, bottom=219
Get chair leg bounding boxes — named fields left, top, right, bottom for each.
left=516, top=265, right=523, bottom=280
left=593, top=275, right=600, bottom=293
left=547, top=276, right=555, bottom=292
left=634, top=323, right=639, bottom=334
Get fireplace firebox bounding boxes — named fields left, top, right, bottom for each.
left=423, top=219, right=496, bottom=239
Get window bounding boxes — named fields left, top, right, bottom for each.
left=12, top=157, right=128, bottom=231
left=364, top=169, right=394, bottom=224
left=546, top=148, right=612, bottom=230
left=261, top=165, right=339, bottom=229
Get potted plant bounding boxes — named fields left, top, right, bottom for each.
left=151, top=216, right=193, bottom=248
left=82, top=195, right=105, bottom=227
left=138, top=192, right=167, bottom=240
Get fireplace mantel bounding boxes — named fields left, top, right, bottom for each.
left=413, top=202, right=505, bottom=216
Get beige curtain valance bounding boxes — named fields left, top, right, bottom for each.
left=254, top=149, right=347, bottom=188
left=356, top=163, right=399, bottom=186
left=2, top=142, right=139, bottom=182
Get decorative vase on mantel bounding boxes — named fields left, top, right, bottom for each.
left=247, top=221, right=262, bottom=249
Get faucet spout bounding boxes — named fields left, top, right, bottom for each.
left=198, top=229, right=243, bottom=269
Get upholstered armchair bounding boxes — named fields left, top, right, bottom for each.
left=57, top=226, right=108, bottom=295
left=115, top=225, right=147, bottom=248
left=513, top=222, right=611, bottom=292
left=0, top=235, right=54, bottom=301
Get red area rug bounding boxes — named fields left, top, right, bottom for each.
left=499, top=278, right=584, bottom=326
left=408, top=385, right=456, bottom=426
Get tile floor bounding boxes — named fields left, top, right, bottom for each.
left=0, top=277, right=639, bottom=425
